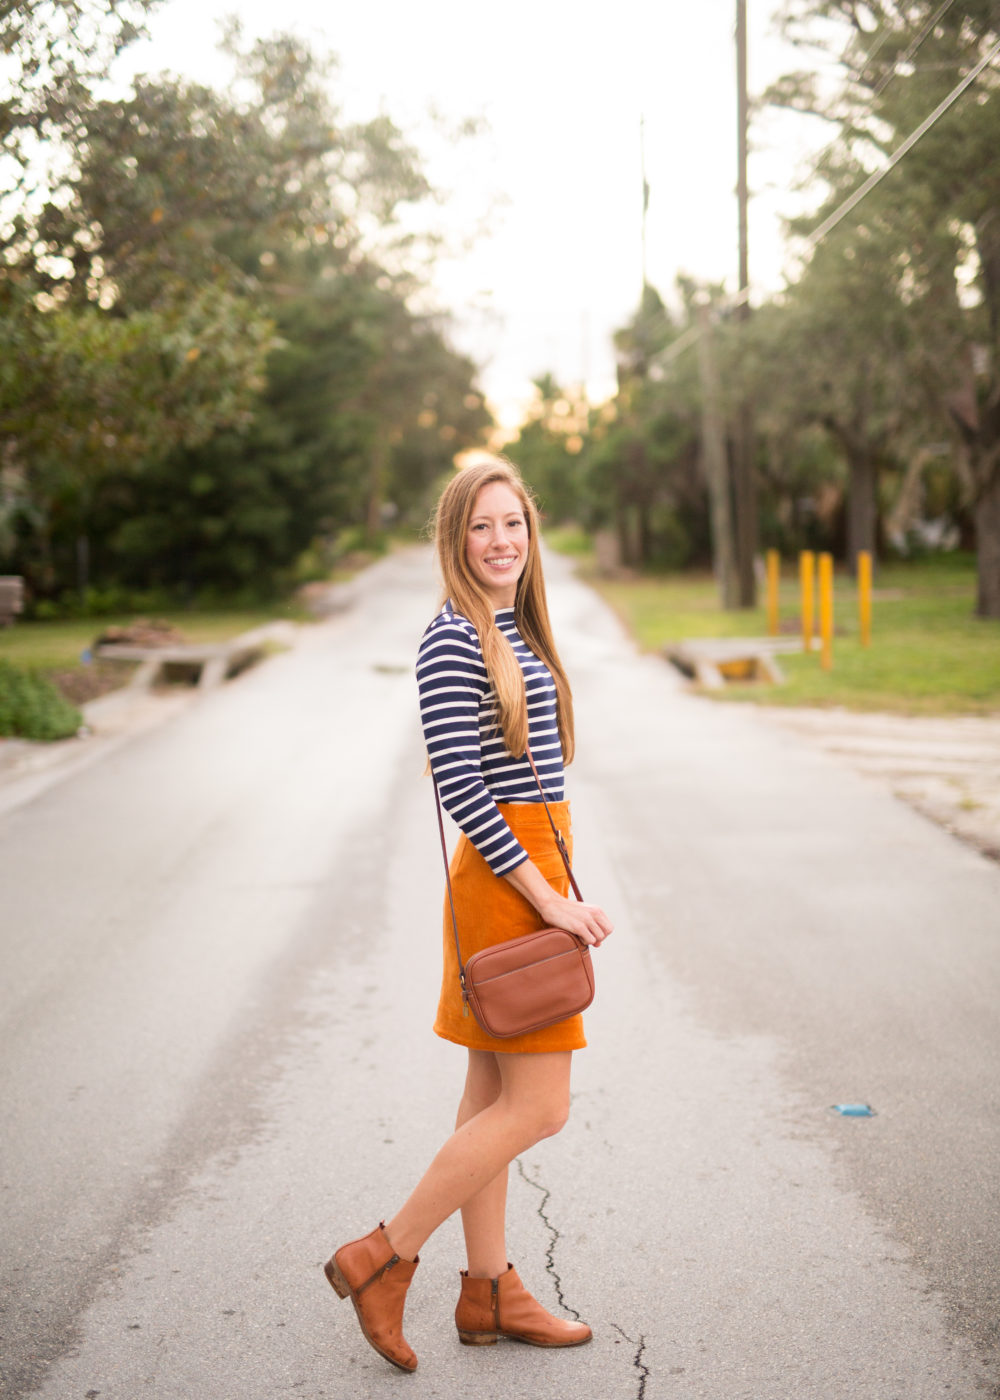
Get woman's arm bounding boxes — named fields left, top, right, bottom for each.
left=502, top=858, right=613, bottom=947
left=418, top=617, right=530, bottom=876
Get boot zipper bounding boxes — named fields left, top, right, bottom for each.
left=491, top=1275, right=499, bottom=1328
left=358, top=1254, right=399, bottom=1294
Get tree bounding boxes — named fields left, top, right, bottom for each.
left=768, top=0, right=1000, bottom=612
left=748, top=220, right=926, bottom=566
left=0, top=0, right=160, bottom=199
left=0, top=25, right=490, bottom=597
left=507, top=375, right=590, bottom=527
left=0, top=281, right=273, bottom=593
left=584, top=286, right=708, bottom=572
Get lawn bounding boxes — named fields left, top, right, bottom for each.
left=548, top=537, right=1000, bottom=716
left=0, top=603, right=310, bottom=715
left=0, top=605, right=304, bottom=674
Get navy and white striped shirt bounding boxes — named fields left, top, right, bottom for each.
left=417, top=602, right=566, bottom=875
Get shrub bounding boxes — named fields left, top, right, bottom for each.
left=0, top=661, right=83, bottom=741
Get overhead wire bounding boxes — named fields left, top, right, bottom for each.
left=656, top=27, right=1000, bottom=367
left=806, top=34, right=1000, bottom=247
left=872, top=0, right=960, bottom=96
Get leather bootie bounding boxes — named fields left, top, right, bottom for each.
left=455, top=1264, right=592, bottom=1347
left=324, top=1223, right=419, bottom=1372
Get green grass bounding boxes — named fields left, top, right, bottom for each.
left=553, top=543, right=1000, bottom=716
left=0, top=544, right=398, bottom=726
left=543, top=524, right=595, bottom=558
left=0, top=605, right=305, bottom=673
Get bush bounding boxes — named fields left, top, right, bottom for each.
left=0, top=661, right=83, bottom=741
left=27, top=585, right=178, bottom=621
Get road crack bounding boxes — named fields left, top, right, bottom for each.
left=514, top=1157, right=582, bottom=1320
left=612, top=1322, right=651, bottom=1400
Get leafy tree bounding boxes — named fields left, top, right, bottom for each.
left=0, top=23, right=490, bottom=598
left=95, top=259, right=492, bottom=594
left=0, top=0, right=160, bottom=199
left=744, top=223, right=924, bottom=565
left=768, top=0, right=1000, bottom=612
left=0, top=282, right=272, bottom=593
left=585, top=286, right=708, bottom=571
left=507, top=375, right=590, bottom=527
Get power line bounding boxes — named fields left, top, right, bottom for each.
left=808, top=35, right=1000, bottom=247
left=657, top=33, right=1000, bottom=365
left=872, top=0, right=959, bottom=97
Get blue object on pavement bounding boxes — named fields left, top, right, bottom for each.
left=832, top=1103, right=875, bottom=1117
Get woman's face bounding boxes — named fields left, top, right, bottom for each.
left=465, top=481, right=530, bottom=608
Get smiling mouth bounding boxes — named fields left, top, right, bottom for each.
left=485, top=555, right=517, bottom=567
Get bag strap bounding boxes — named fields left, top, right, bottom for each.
left=522, top=748, right=583, bottom=901
left=432, top=748, right=583, bottom=1010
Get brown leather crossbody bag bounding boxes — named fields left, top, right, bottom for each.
left=433, top=750, right=596, bottom=1038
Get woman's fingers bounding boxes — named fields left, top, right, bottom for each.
left=540, top=894, right=613, bottom=945
left=572, top=902, right=613, bottom=946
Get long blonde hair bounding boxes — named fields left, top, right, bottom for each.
left=432, top=456, right=575, bottom=764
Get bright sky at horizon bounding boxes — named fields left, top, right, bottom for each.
left=118, top=0, right=835, bottom=428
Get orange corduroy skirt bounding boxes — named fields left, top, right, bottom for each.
left=433, top=800, right=587, bottom=1054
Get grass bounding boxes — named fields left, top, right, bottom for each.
left=0, top=544, right=396, bottom=727
left=0, top=604, right=306, bottom=674
left=549, top=540, right=1000, bottom=716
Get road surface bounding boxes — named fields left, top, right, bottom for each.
left=1, top=546, right=997, bottom=1399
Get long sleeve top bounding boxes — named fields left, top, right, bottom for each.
left=416, top=602, right=566, bottom=875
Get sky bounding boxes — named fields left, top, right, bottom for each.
left=117, top=0, right=835, bottom=427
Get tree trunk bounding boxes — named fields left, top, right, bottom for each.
left=846, top=445, right=878, bottom=570
left=731, top=398, right=758, bottom=606
left=696, top=304, right=739, bottom=608
left=975, top=464, right=1000, bottom=618
left=366, top=430, right=388, bottom=541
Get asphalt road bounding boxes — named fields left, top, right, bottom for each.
left=1, top=547, right=997, bottom=1400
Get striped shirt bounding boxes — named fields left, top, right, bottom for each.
left=416, top=602, right=566, bottom=875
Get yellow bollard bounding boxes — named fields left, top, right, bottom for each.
left=858, top=550, right=872, bottom=648
left=819, top=552, right=834, bottom=671
left=800, top=550, right=815, bottom=652
left=766, top=549, right=780, bottom=636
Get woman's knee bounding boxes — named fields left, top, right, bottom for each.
left=498, top=1051, right=572, bottom=1144
left=521, top=1094, right=571, bottom=1144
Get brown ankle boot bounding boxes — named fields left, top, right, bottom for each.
left=455, top=1264, right=592, bottom=1347
left=324, top=1223, right=419, bottom=1371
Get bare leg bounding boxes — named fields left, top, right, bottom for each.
left=385, top=1050, right=572, bottom=1264
left=455, top=1051, right=507, bottom=1278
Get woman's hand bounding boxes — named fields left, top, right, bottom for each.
left=503, top=859, right=613, bottom=947
left=537, top=890, right=613, bottom=947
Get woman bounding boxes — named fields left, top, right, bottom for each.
left=324, top=457, right=613, bottom=1372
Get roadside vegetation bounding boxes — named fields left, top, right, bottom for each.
left=547, top=532, right=1000, bottom=717
left=0, top=661, right=82, bottom=741
left=3, top=3, right=999, bottom=737
left=0, top=603, right=297, bottom=738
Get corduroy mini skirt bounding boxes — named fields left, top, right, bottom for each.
left=433, top=800, right=587, bottom=1054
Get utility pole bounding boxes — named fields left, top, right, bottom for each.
left=696, top=300, right=740, bottom=608
left=732, top=0, right=759, bottom=606
left=640, top=113, right=650, bottom=294
left=737, top=0, right=749, bottom=303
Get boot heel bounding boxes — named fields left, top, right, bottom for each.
left=323, top=1257, right=350, bottom=1299
left=458, top=1330, right=498, bottom=1346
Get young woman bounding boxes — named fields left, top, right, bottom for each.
left=324, top=456, right=613, bottom=1372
